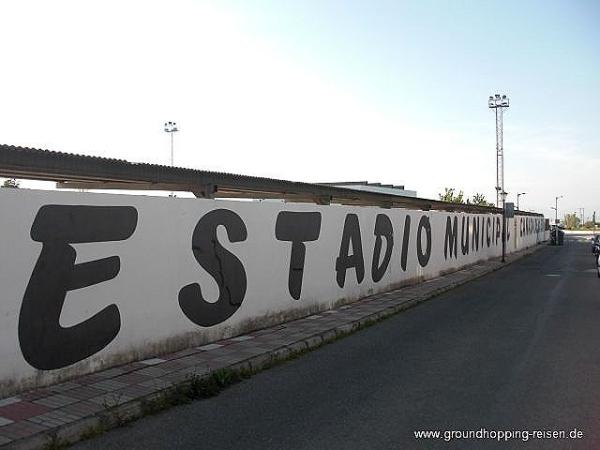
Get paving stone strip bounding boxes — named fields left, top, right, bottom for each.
left=0, top=245, right=544, bottom=449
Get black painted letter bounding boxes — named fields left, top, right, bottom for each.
left=19, top=205, right=137, bottom=370
left=417, top=216, right=431, bottom=267
left=461, top=216, right=470, bottom=255
left=496, top=217, right=501, bottom=243
left=444, top=216, right=458, bottom=260
left=472, top=217, right=480, bottom=252
left=336, top=214, right=365, bottom=288
left=371, top=214, right=393, bottom=282
left=179, top=209, right=248, bottom=327
left=400, top=215, right=411, bottom=271
left=275, top=211, right=322, bottom=300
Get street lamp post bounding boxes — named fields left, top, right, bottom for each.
left=488, top=94, right=510, bottom=262
left=517, top=192, right=526, bottom=211
left=164, top=121, right=179, bottom=167
left=164, top=121, right=179, bottom=197
left=501, top=190, right=507, bottom=262
left=554, top=195, right=563, bottom=225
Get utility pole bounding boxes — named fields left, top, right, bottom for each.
left=488, top=94, right=510, bottom=262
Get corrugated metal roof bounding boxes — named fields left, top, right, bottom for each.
left=0, top=144, right=543, bottom=217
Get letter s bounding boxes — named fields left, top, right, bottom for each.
left=179, top=209, right=248, bottom=327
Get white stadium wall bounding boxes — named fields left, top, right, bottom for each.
left=0, top=189, right=546, bottom=395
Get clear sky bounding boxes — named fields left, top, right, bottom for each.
left=1, top=0, right=598, bottom=221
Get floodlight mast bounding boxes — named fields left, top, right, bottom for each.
left=488, top=94, right=509, bottom=208
left=488, top=94, right=510, bottom=263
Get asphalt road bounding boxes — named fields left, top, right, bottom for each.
left=74, top=235, right=600, bottom=450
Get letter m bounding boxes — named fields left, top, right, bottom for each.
left=444, top=216, right=458, bottom=259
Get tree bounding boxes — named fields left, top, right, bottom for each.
left=470, top=193, right=494, bottom=207
left=438, top=187, right=464, bottom=204
left=563, top=213, right=580, bottom=230
left=1, top=179, right=19, bottom=188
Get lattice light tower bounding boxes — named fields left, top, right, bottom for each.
left=488, top=94, right=510, bottom=207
